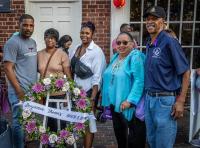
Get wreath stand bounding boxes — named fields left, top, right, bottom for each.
left=39, top=91, right=77, bottom=148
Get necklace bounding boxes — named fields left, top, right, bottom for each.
left=110, top=57, right=125, bottom=85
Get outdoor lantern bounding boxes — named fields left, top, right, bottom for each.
left=113, top=0, right=126, bottom=8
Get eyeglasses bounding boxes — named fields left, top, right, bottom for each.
left=45, top=36, right=56, bottom=41
left=116, top=40, right=131, bottom=46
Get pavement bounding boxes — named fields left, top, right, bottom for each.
left=1, top=107, right=199, bottom=148
left=93, top=109, right=198, bottom=148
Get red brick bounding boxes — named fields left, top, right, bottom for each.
left=13, top=1, right=24, bottom=5
left=82, top=0, right=111, bottom=61
left=0, top=26, right=8, bottom=30
left=0, top=18, right=7, bottom=21
left=6, top=22, right=16, bottom=25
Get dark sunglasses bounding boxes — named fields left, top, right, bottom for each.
left=116, top=40, right=131, bottom=46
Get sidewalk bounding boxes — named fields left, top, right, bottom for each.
left=93, top=109, right=195, bottom=148
left=2, top=109, right=197, bottom=148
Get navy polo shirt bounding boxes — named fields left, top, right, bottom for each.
left=145, top=31, right=189, bottom=92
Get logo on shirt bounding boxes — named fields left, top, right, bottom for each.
left=29, top=47, right=34, bottom=52
left=24, top=47, right=37, bottom=56
left=152, top=47, right=161, bottom=58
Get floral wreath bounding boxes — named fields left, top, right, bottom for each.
left=20, top=74, right=92, bottom=147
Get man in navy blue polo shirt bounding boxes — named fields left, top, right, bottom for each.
left=144, top=6, right=190, bottom=148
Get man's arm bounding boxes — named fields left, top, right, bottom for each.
left=178, top=70, right=190, bottom=102
left=171, top=70, right=190, bottom=119
left=4, top=61, right=25, bottom=100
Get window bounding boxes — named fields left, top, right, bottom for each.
left=0, top=0, right=11, bottom=12
left=130, top=0, right=200, bottom=68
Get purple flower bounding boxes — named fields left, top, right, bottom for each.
left=76, top=99, right=86, bottom=109
left=40, top=134, right=49, bottom=145
left=55, top=79, right=64, bottom=88
left=74, top=123, right=85, bottom=131
left=80, top=89, right=87, bottom=98
left=32, top=83, right=44, bottom=93
left=59, top=130, right=69, bottom=139
left=26, top=120, right=37, bottom=133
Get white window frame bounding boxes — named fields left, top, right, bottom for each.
left=129, top=0, right=200, bottom=68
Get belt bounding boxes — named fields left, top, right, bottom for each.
left=147, top=91, right=177, bottom=97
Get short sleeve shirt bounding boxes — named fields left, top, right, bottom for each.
left=145, top=31, right=189, bottom=91
left=37, top=48, right=70, bottom=78
left=3, top=35, right=37, bottom=92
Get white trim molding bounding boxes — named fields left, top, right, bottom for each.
left=110, top=0, right=130, bottom=56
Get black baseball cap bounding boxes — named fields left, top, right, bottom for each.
left=143, top=6, right=166, bottom=19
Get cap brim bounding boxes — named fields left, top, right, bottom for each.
left=143, top=12, right=162, bottom=18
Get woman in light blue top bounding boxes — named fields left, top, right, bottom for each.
left=102, top=32, right=146, bottom=148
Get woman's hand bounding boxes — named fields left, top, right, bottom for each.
left=120, top=100, right=131, bottom=111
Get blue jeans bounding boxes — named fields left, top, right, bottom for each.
left=8, top=89, right=24, bottom=148
left=145, top=94, right=177, bottom=148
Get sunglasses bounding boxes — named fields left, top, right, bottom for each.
left=116, top=40, right=131, bottom=46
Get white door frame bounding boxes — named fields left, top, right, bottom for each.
left=24, top=0, right=82, bottom=52
left=110, top=0, right=130, bottom=56
left=25, top=0, right=80, bottom=12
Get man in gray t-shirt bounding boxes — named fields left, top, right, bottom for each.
left=3, top=14, right=37, bottom=148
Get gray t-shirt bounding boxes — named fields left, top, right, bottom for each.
left=3, top=35, right=37, bottom=92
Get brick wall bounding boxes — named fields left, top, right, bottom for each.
left=0, top=0, right=25, bottom=50
left=82, top=0, right=111, bottom=63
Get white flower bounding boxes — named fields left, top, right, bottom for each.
left=73, top=88, right=80, bottom=96
left=62, top=82, right=70, bottom=92
left=22, top=109, right=32, bottom=119
left=43, top=78, right=51, bottom=85
left=49, top=134, right=58, bottom=144
left=63, top=75, right=67, bottom=79
left=66, top=135, right=75, bottom=145
left=39, top=126, right=46, bottom=133
left=49, top=74, right=53, bottom=78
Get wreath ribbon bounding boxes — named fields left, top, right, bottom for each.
left=21, top=101, right=95, bottom=123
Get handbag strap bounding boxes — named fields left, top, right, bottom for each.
left=75, top=45, right=83, bottom=59
left=42, top=49, right=57, bottom=78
